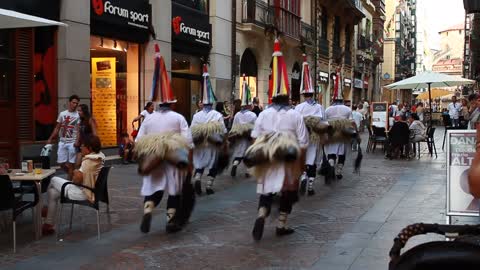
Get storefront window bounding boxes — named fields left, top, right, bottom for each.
left=0, top=30, right=14, bottom=101
left=174, top=0, right=208, bottom=13
left=90, top=36, right=140, bottom=147
left=172, top=52, right=202, bottom=122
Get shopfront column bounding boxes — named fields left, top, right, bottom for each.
left=58, top=0, right=91, bottom=108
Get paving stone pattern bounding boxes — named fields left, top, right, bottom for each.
left=0, top=129, right=468, bottom=270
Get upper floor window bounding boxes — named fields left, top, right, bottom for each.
left=174, top=0, right=208, bottom=13
left=277, top=0, right=300, bottom=16
left=319, top=6, right=328, bottom=39
left=345, top=25, right=351, bottom=51
left=333, top=16, right=340, bottom=47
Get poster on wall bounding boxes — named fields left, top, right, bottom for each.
left=371, top=102, right=388, bottom=128
left=91, top=57, right=117, bottom=147
left=446, top=130, right=479, bottom=222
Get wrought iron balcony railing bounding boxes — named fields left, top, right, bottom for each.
left=242, top=0, right=273, bottom=27
left=300, top=22, right=314, bottom=45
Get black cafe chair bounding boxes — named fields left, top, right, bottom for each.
left=0, top=175, right=39, bottom=253
left=57, top=166, right=111, bottom=240
left=367, top=126, right=388, bottom=153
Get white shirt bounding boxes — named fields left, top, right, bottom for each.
left=325, top=104, right=353, bottom=121
left=191, top=109, right=227, bottom=133
left=57, top=110, right=80, bottom=143
left=294, top=101, right=324, bottom=119
left=352, top=111, right=363, bottom=128
left=251, top=106, right=309, bottom=148
left=140, top=110, right=152, bottom=121
left=448, top=102, right=462, bottom=119
left=136, top=110, right=192, bottom=146
left=232, top=110, right=257, bottom=126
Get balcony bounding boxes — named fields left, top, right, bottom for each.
left=300, top=22, right=314, bottom=46
left=358, top=35, right=367, bottom=50
left=319, top=38, right=329, bottom=58
left=272, top=5, right=301, bottom=39
left=241, top=0, right=273, bottom=28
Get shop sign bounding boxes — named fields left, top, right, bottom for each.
left=344, top=78, right=352, bottom=87
left=91, top=0, right=151, bottom=30
left=446, top=130, right=479, bottom=222
left=371, top=102, right=388, bottom=128
left=319, top=71, right=329, bottom=83
left=172, top=2, right=212, bottom=47
left=354, top=78, right=363, bottom=88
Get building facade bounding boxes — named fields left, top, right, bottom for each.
left=382, top=0, right=417, bottom=103
left=0, top=0, right=233, bottom=165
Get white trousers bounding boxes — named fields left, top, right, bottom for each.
left=45, top=176, right=86, bottom=225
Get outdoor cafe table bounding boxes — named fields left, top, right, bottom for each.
left=8, top=169, right=56, bottom=240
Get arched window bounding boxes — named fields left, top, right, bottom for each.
left=239, top=48, right=258, bottom=100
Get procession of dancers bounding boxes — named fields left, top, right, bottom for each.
left=133, top=39, right=359, bottom=241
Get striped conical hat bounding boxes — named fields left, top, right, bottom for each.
left=150, top=44, right=176, bottom=104
left=268, top=38, right=290, bottom=101
left=241, top=75, right=253, bottom=106
left=300, top=54, right=314, bottom=94
left=202, top=64, right=217, bottom=104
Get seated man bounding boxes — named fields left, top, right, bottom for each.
left=386, top=115, right=410, bottom=159
left=119, top=132, right=134, bottom=164
left=42, top=135, right=105, bottom=235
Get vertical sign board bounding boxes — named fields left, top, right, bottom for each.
left=91, top=57, right=117, bottom=147
left=446, top=130, right=479, bottom=224
left=371, top=102, right=388, bottom=129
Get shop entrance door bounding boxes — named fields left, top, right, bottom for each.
left=171, top=76, right=201, bottom=123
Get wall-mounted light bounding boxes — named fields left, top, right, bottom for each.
left=113, top=40, right=117, bottom=49
left=124, top=42, right=129, bottom=52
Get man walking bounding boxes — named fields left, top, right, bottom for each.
left=47, top=94, right=80, bottom=180
left=448, top=96, right=462, bottom=127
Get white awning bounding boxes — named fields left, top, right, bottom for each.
left=0, top=8, right=67, bottom=29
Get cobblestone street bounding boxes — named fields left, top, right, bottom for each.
left=0, top=132, right=460, bottom=269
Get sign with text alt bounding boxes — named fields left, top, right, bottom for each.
left=371, top=102, right=388, bottom=129
left=446, top=130, right=479, bottom=222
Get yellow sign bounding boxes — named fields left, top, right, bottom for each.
left=91, top=57, right=117, bottom=147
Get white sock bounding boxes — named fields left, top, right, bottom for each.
left=257, top=207, right=268, bottom=218
left=194, top=172, right=202, bottom=181
left=166, top=208, right=176, bottom=222
left=233, top=160, right=240, bottom=166
left=277, top=212, right=288, bottom=228
left=336, top=164, right=344, bottom=175
left=328, top=159, right=335, bottom=167
left=207, top=176, right=215, bottom=188
left=308, top=177, right=315, bottom=190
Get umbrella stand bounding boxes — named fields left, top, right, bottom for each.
left=428, top=82, right=432, bottom=127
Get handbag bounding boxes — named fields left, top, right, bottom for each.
left=131, top=123, right=139, bottom=139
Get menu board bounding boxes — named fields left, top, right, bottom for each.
left=91, top=57, right=117, bottom=147
left=371, top=102, right=388, bottom=128
left=446, top=130, right=479, bottom=218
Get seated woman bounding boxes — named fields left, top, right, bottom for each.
left=119, top=132, right=134, bottom=164
left=408, top=113, right=426, bottom=143
left=386, top=115, right=410, bottom=159
left=42, top=135, right=105, bottom=235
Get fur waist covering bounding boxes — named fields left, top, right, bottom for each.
left=134, top=132, right=190, bottom=175
left=304, top=116, right=330, bottom=144
left=244, top=132, right=303, bottom=184
left=228, top=123, right=254, bottom=143
left=325, top=119, right=356, bottom=144
left=191, top=122, right=225, bottom=147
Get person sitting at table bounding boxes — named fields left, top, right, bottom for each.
left=42, top=135, right=105, bottom=235
left=386, top=115, right=410, bottom=159
left=408, top=113, right=426, bottom=143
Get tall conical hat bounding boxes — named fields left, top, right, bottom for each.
left=150, top=44, right=176, bottom=104
left=241, top=74, right=253, bottom=106
left=268, top=38, right=290, bottom=102
left=300, top=54, right=314, bottom=94
left=202, top=64, right=217, bottom=104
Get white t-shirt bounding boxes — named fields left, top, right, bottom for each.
left=448, top=102, right=462, bottom=119
left=140, top=110, right=152, bottom=121
left=57, top=110, right=80, bottom=143
left=352, top=111, right=363, bottom=128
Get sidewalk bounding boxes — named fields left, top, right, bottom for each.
left=0, top=128, right=463, bottom=269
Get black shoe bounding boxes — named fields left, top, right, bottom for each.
left=194, top=180, right=202, bottom=196
left=166, top=219, right=182, bottom=234
left=276, top=227, right=295, bottom=236
left=230, top=165, right=237, bottom=177
left=140, top=213, right=152, bottom=233
left=307, top=189, right=315, bottom=196
left=336, top=174, right=343, bottom=180
left=300, top=180, right=307, bottom=195
left=252, top=217, right=265, bottom=241
left=245, top=173, right=251, bottom=178
left=206, top=188, right=215, bottom=195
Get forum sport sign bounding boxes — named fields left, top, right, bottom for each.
left=172, top=2, right=212, bottom=47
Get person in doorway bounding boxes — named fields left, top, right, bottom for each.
left=42, top=135, right=105, bottom=235
left=74, top=104, right=97, bottom=168
left=448, top=96, right=462, bottom=127
left=191, top=65, right=227, bottom=195
left=47, top=94, right=81, bottom=180
left=132, top=102, right=155, bottom=127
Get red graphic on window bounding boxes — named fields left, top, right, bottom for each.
left=172, top=16, right=182, bottom=35
left=92, top=0, right=104, bottom=16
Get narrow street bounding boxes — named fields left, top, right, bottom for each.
left=0, top=132, right=453, bottom=270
